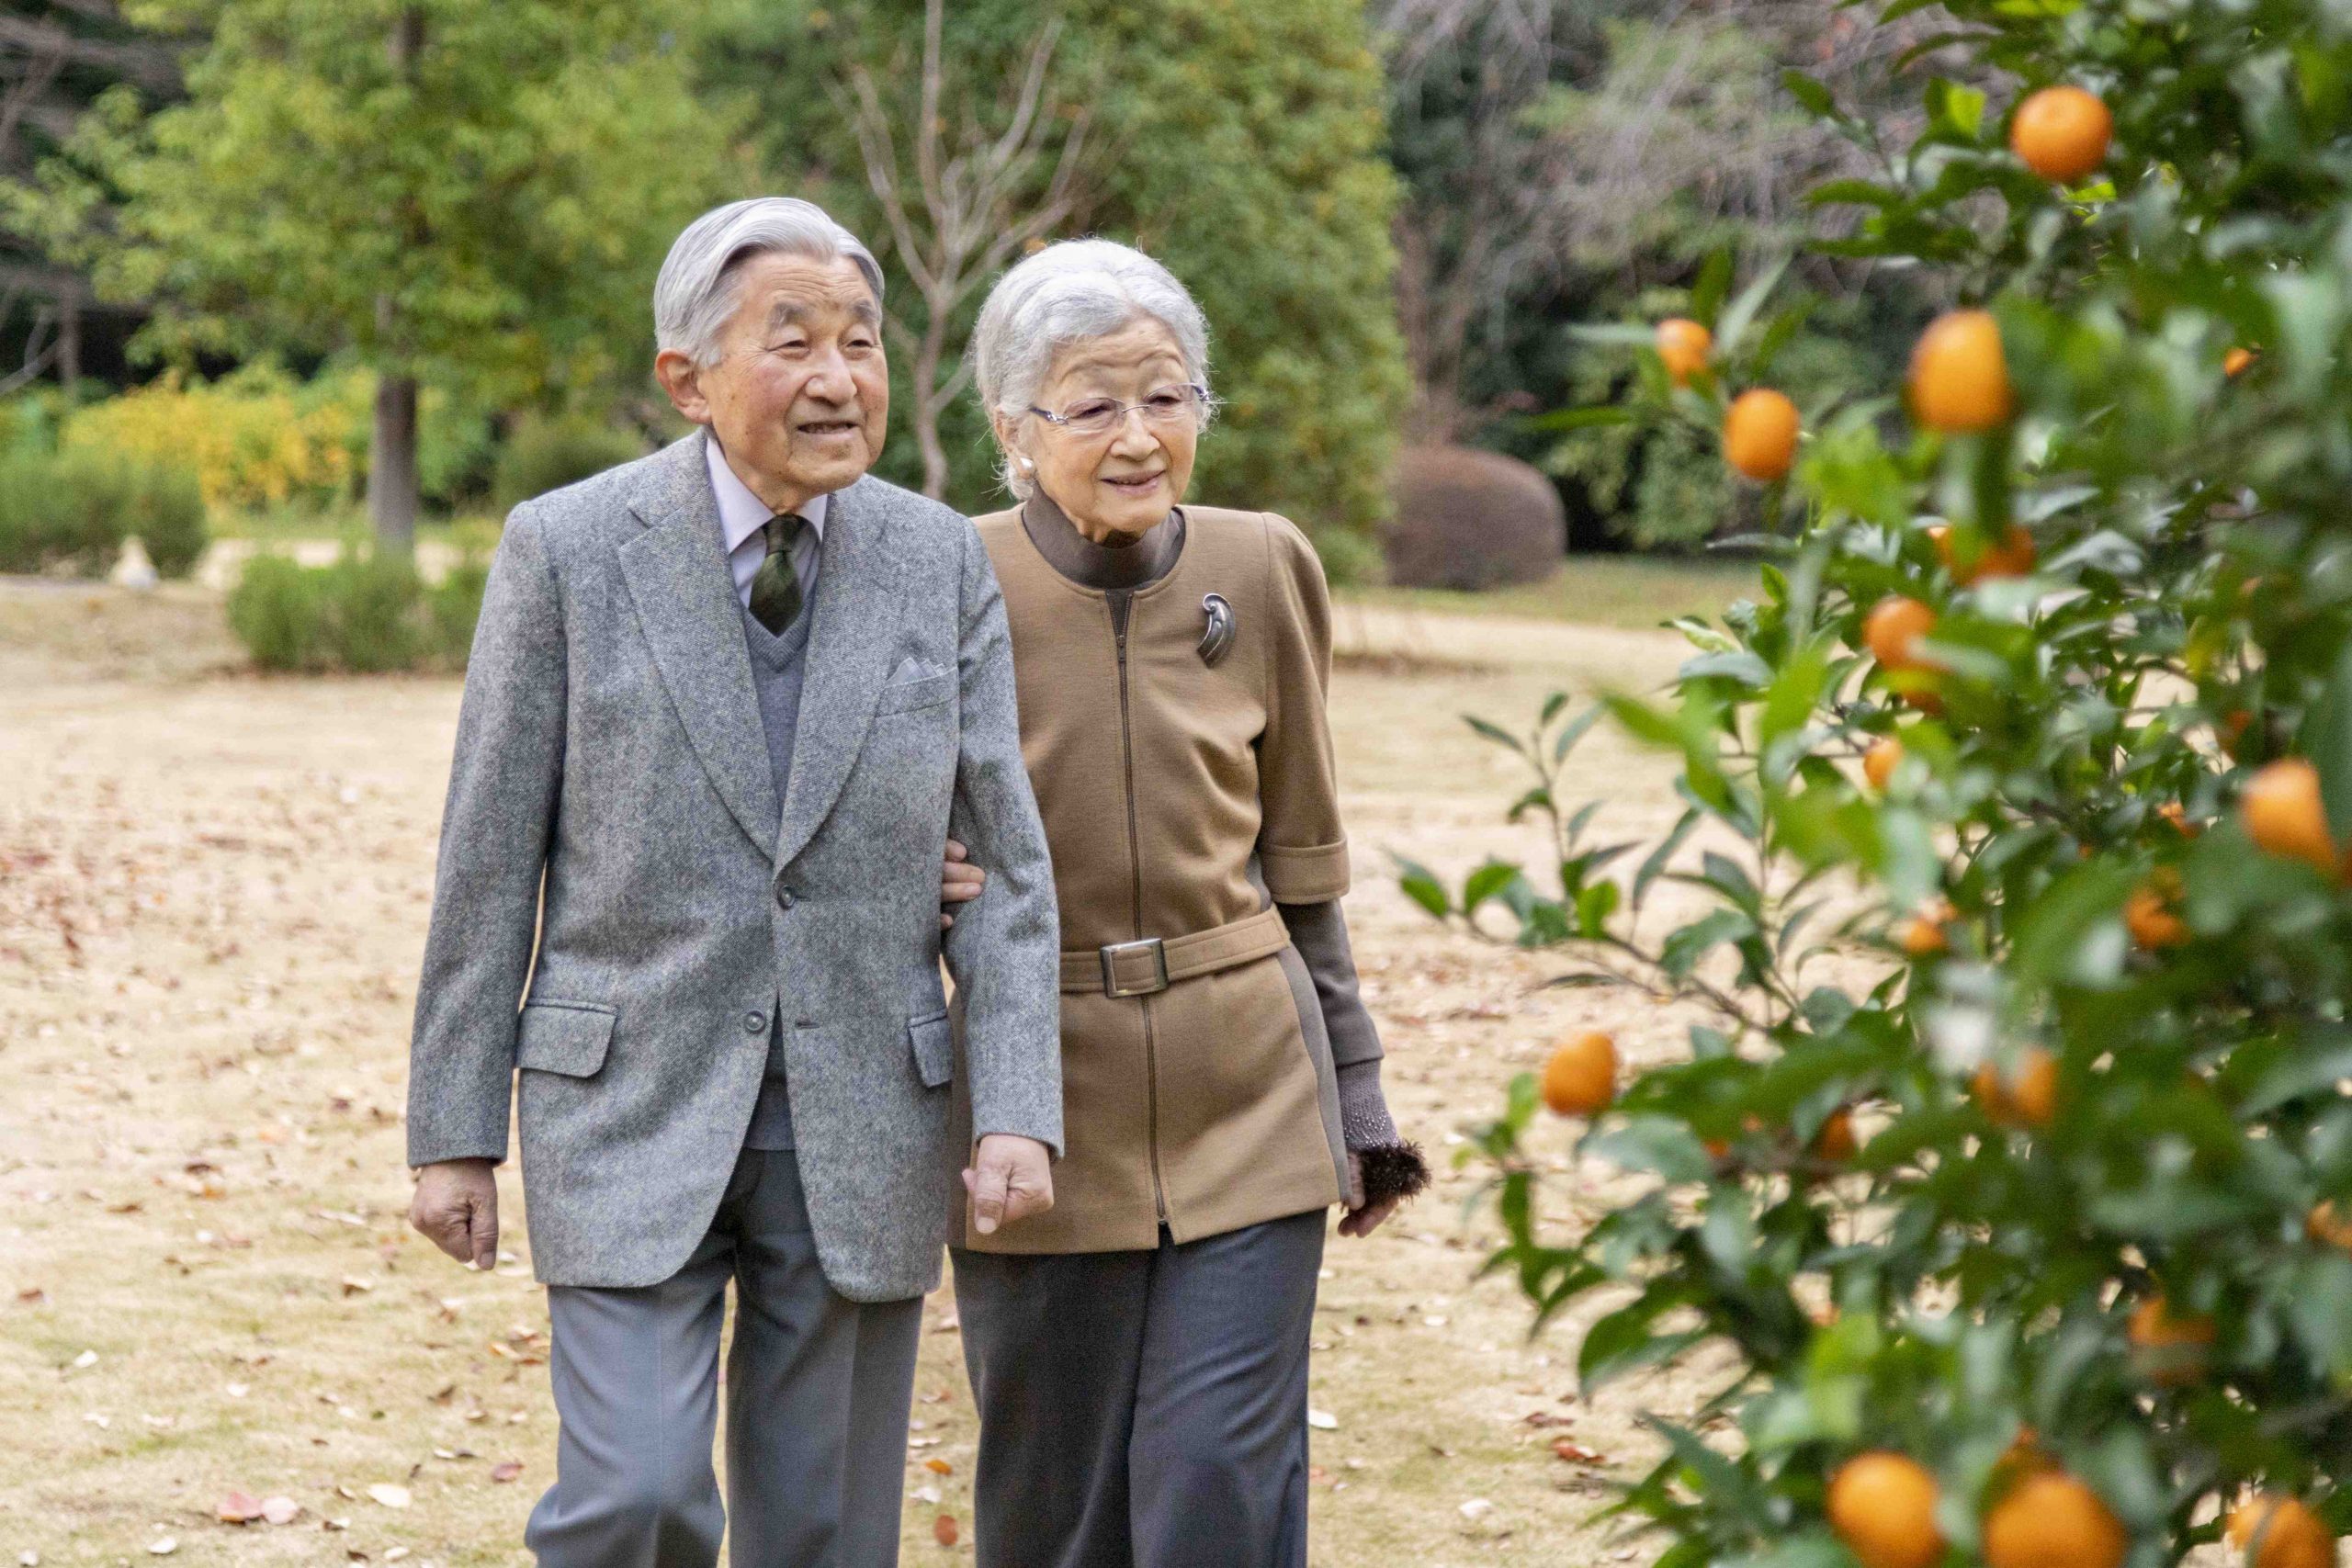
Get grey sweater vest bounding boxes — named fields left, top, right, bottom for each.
left=741, top=595, right=815, bottom=1150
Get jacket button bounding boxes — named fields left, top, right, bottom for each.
left=742, top=1010, right=766, bottom=1035
left=775, top=885, right=797, bottom=910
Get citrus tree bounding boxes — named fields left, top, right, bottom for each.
left=1399, top=2, right=2352, bottom=1566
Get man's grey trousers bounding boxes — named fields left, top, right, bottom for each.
left=525, top=1147, right=922, bottom=1567
left=951, top=1209, right=1328, bottom=1568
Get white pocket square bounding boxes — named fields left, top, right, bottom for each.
left=887, top=655, right=952, bottom=684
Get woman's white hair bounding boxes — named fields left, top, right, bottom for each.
left=972, top=239, right=1213, bottom=499
left=653, top=197, right=886, bottom=367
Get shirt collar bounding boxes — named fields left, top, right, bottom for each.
left=705, top=431, right=830, bottom=554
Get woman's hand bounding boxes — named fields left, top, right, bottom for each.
left=941, top=838, right=986, bottom=930
left=1337, top=1151, right=1400, bottom=1239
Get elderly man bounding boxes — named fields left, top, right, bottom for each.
left=402, top=197, right=1062, bottom=1567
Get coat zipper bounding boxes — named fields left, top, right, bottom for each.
left=1112, top=593, right=1170, bottom=1224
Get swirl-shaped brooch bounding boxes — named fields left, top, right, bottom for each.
left=1197, top=593, right=1235, bottom=666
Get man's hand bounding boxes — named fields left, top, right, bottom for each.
left=963, top=1134, right=1053, bottom=1236
left=410, top=1158, right=500, bottom=1269
left=941, top=838, right=987, bottom=931
left=1338, top=1151, right=1399, bottom=1239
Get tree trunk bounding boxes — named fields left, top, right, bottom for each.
left=56, top=297, right=78, bottom=398
left=369, top=373, right=420, bottom=553
left=914, top=331, right=949, bottom=499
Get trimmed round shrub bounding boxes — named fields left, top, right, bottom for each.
left=227, top=550, right=481, bottom=673
left=1383, top=445, right=1565, bottom=591
left=492, top=415, right=645, bottom=509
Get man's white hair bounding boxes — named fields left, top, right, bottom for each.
left=653, top=197, right=886, bottom=367
left=972, top=239, right=1213, bottom=499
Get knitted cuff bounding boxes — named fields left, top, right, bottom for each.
left=1338, top=1057, right=1430, bottom=1210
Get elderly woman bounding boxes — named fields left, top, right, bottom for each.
left=944, top=238, right=1427, bottom=1567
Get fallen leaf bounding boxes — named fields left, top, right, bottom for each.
left=69, top=1348, right=97, bottom=1370
left=261, top=1496, right=300, bottom=1526
left=1460, top=1498, right=1495, bottom=1520
left=145, top=1539, right=176, bottom=1556
left=385, top=1550, right=409, bottom=1562
left=924, top=1457, right=953, bottom=1474
left=15, top=1288, right=43, bottom=1305
left=1553, top=1438, right=1608, bottom=1464
left=366, top=1483, right=411, bottom=1509
left=933, top=1515, right=958, bottom=1547
left=912, top=1485, right=942, bottom=1505
left=217, top=1492, right=266, bottom=1524
left=1306, top=1408, right=1338, bottom=1430
left=340, top=1277, right=375, bottom=1297
left=491, top=1461, right=524, bottom=1483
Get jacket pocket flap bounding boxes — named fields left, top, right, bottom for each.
left=875, top=671, right=956, bottom=716
left=515, top=1001, right=616, bottom=1077
left=908, top=1010, right=955, bottom=1089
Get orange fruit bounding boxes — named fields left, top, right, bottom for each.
left=1983, top=1472, right=2128, bottom=1568
left=2156, top=801, right=2195, bottom=836
left=1865, top=597, right=1939, bottom=672
left=2124, top=870, right=2188, bottom=950
left=1973, top=1047, right=2059, bottom=1128
left=2010, top=86, right=2113, bottom=184
left=2242, top=758, right=2337, bottom=874
left=1909, top=310, right=2016, bottom=433
left=1826, top=1452, right=1946, bottom=1568
left=1903, top=686, right=1947, bottom=716
left=2228, top=1496, right=2334, bottom=1568
left=2127, top=1296, right=2216, bottom=1385
left=1864, top=739, right=1905, bottom=791
left=1811, top=1107, right=1860, bottom=1162
left=1724, top=389, right=1802, bottom=481
left=1931, top=522, right=2038, bottom=583
left=1541, top=1032, right=1618, bottom=1117
left=1657, top=318, right=1713, bottom=386
left=2309, top=1200, right=2352, bottom=1250
left=2224, top=346, right=2258, bottom=378
left=1899, top=898, right=1956, bottom=957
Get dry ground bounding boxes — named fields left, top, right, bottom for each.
left=0, top=575, right=1737, bottom=1567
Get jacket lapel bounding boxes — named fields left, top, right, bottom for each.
left=617, top=431, right=781, bottom=861
left=775, top=475, right=902, bottom=872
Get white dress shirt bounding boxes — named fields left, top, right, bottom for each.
left=706, top=434, right=827, bottom=611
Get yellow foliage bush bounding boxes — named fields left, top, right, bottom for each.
left=62, top=366, right=368, bottom=514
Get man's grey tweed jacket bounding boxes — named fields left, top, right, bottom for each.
left=404, top=430, right=1063, bottom=1300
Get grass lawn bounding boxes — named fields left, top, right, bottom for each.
left=1343, top=553, right=1760, bottom=631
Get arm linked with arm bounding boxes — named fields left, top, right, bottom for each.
left=941, top=525, right=1064, bottom=1156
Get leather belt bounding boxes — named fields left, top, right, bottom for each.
left=1059, top=907, right=1291, bottom=998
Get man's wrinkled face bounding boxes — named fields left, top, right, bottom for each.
left=655, top=252, right=890, bottom=511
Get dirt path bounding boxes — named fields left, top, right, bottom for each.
left=0, top=580, right=1724, bottom=1566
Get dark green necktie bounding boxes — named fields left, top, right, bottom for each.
left=748, top=513, right=808, bottom=634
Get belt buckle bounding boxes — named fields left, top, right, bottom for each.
left=1099, top=937, right=1170, bottom=998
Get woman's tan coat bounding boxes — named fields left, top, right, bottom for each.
left=950, top=503, right=1353, bottom=1253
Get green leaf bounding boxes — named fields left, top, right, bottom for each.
left=1583, top=1115, right=1715, bottom=1184
left=1393, top=855, right=1452, bottom=919
left=1461, top=859, right=1521, bottom=914
left=1691, top=247, right=1735, bottom=326
left=2299, top=639, right=2352, bottom=848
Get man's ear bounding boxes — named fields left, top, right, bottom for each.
left=654, top=348, right=710, bottom=425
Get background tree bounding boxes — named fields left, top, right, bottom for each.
left=0, top=1, right=180, bottom=395
left=28, top=0, right=738, bottom=548
left=833, top=0, right=1091, bottom=501
left=709, top=0, right=1408, bottom=572
left=1408, top=0, right=2352, bottom=1554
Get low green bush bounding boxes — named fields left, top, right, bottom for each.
left=492, top=415, right=643, bottom=509
left=0, top=448, right=208, bottom=578
left=227, top=549, right=484, bottom=673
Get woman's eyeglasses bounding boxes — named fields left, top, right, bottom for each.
left=1028, top=383, right=1208, bottom=436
